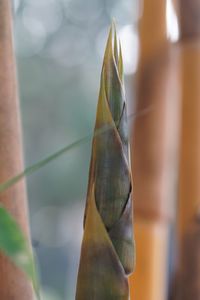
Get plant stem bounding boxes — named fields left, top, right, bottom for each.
left=0, top=1, right=34, bottom=298
left=129, top=1, right=180, bottom=299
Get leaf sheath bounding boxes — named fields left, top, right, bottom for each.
left=76, top=25, right=135, bottom=300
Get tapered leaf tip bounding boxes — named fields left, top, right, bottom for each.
left=111, top=18, right=116, bottom=29
left=103, top=24, right=113, bottom=65
left=113, top=23, right=119, bottom=64
left=118, top=40, right=124, bottom=81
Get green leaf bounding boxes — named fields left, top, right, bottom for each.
left=0, top=205, right=40, bottom=299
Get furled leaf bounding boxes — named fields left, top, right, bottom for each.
left=76, top=24, right=135, bottom=300
left=0, top=205, right=40, bottom=299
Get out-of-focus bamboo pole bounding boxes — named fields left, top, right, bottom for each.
left=129, top=0, right=180, bottom=299
left=177, top=0, right=200, bottom=240
left=0, top=1, right=33, bottom=299
left=173, top=1, right=200, bottom=298
left=138, top=0, right=168, bottom=71
left=176, top=213, right=200, bottom=300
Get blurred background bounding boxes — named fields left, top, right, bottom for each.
left=12, top=0, right=198, bottom=299
left=12, top=0, right=140, bottom=299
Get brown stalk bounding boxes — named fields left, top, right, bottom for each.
left=175, top=213, right=200, bottom=300
left=177, top=0, right=200, bottom=235
left=0, top=1, right=34, bottom=299
left=173, top=0, right=200, bottom=298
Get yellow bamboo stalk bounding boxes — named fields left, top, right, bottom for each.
left=0, top=1, right=34, bottom=299
left=176, top=0, right=200, bottom=241
left=129, top=1, right=180, bottom=299
left=178, top=39, right=200, bottom=241
left=129, top=220, right=169, bottom=300
left=138, top=0, right=168, bottom=71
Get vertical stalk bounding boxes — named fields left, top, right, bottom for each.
left=179, top=0, right=200, bottom=40
left=138, top=0, right=168, bottom=71
left=0, top=1, right=33, bottom=299
left=177, top=0, right=200, bottom=245
left=174, top=0, right=200, bottom=298
left=178, top=22, right=200, bottom=243
left=129, top=0, right=180, bottom=299
left=176, top=213, right=200, bottom=300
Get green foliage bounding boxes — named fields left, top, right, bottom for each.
left=0, top=205, right=40, bottom=299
